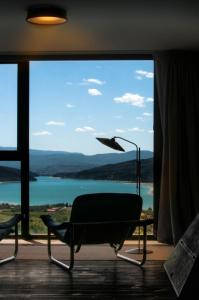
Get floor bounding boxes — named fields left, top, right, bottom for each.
left=0, top=240, right=180, bottom=299
left=0, top=239, right=173, bottom=261
left=0, top=260, right=178, bottom=299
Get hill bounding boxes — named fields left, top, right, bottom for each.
left=0, top=166, right=37, bottom=182
left=54, top=158, right=153, bottom=182
left=0, top=148, right=153, bottom=175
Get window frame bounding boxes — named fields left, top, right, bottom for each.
left=0, top=54, right=154, bottom=239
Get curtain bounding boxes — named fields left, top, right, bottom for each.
left=154, top=51, right=199, bottom=245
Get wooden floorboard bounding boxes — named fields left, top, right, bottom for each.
left=0, top=260, right=177, bottom=299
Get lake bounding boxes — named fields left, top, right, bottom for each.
left=0, top=176, right=153, bottom=209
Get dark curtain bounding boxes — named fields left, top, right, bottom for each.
left=154, top=51, right=199, bottom=245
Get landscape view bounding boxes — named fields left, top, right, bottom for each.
left=0, top=60, right=154, bottom=235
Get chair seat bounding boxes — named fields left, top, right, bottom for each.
left=0, top=227, right=14, bottom=241
left=0, top=214, right=22, bottom=265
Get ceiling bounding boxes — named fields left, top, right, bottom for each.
left=0, top=0, right=199, bottom=55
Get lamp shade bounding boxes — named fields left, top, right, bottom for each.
left=26, top=5, right=67, bottom=25
left=96, top=137, right=125, bottom=152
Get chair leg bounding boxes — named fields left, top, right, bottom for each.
left=0, top=224, right=19, bottom=265
left=47, top=228, right=74, bottom=271
left=115, top=224, right=147, bottom=266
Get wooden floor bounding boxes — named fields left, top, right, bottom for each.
left=0, top=260, right=178, bottom=299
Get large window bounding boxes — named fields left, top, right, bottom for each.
left=0, top=58, right=153, bottom=237
left=29, top=60, right=154, bottom=235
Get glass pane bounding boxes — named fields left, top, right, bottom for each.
left=0, top=64, right=17, bottom=150
left=30, top=60, right=154, bottom=235
left=0, top=161, right=21, bottom=233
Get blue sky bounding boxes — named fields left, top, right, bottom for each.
left=0, top=60, right=154, bottom=155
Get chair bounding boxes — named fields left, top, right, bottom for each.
left=41, top=193, right=153, bottom=271
left=0, top=214, right=21, bottom=265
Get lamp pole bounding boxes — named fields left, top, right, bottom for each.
left=112, top=136, right=141, bottom=196
left=96, top=136, right=151, bottom=254
left=110, top=137, right=143, bottom=254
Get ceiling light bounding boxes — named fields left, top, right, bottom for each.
left=26, top=5, right=67, bottom=25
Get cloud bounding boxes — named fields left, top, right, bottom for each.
left=46, top=121, right=65, bottom=126
left=128, top=127, right=144, bottom=132
left=143, top=112, right=152, bottom=117
left=82, top=78, right=105, bottom=85
left=135, top=70, right=154, bottom=79
left=146, top=97, right=154, bottom=102
left=75, top=126, right=95, bottom=132
left=115, top=129, right=125, bottom=133
left=65, top=104, right=75, bottom=108
left=32, top=131, right=52, bottom=136
left=88, top=88, right=102, bottom=96
left=114, top=115, right=123, bottom=119
left=136, top=116, right=144, bottom=120
left=113, top=93, right=144, bottom=107
left=66, top=81, right=73, bottom=85
left=148, top=129, right=154, bottom=133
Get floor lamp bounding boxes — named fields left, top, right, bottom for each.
left=96, top=136, right=151, bottom=254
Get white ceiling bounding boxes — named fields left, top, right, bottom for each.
left=0, top=0, right=199, bottom=55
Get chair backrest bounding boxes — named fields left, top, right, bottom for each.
left=69, top=193, right=142, bottom=245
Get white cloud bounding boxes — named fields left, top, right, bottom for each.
left=46, top=121, right=65, bottom=126
left=65, top=104, right=75, bottom=108
left=135, top=70, right=154, bottom=79
left=128, top=127, right=144, bottom=132
left=143, top=112, right=152, bottom=117
left=75, top=126, right=95, bottom=132
left=66, top=81, right=73, bottom=85
left=114, top=115, right=123, bottom=119
left=148, top=129, right=154, bottom=133
left=88, top=88, right=102, bottom=96
left=146, top=97, right=154, bottom=102
left=32, top=131, right=52, bottom=136
left=113, top=93, right=144, bottom=107
left=82, top=78, right=105, bottom=85
left=115, top=129, right=125, bottom=133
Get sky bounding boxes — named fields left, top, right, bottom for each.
left=0, top=60, right=154, bottom=155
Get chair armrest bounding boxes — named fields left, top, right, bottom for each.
left=40, top=215, right=70, bottom=230
left=0, top=214, right=22, bottom=229
left=69, top=219, right=154, bottom=227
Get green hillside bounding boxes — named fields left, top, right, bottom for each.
left=0, top=148, right=153, bottom=175
left=54, top=158, right=153, bottom=182
left=0, top=166, right=37, bottom=182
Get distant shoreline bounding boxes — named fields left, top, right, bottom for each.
left=0, top=178, right=153, bottom=209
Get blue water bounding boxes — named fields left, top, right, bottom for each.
left=0, top=176, right=153, bottom=209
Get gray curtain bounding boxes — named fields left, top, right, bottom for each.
left=154, top=51, right=199, bottom=245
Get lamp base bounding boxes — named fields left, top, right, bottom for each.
left=125, top=247, right=153, bottom=254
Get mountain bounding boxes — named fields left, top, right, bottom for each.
left=54, top=158, right=153, bottom=182
left=0, top=148, right=153, bottom=175
left=0, top=166, right=37, bottom=182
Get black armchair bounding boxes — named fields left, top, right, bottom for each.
left=0, top=214, right=21, bottom=265
left=41, top=193, right=153, bottom=271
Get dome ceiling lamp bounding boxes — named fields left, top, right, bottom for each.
left=26, top=5, right=67, bottom=25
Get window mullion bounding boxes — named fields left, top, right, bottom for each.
left=18, top=61, right=30, bottom=239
